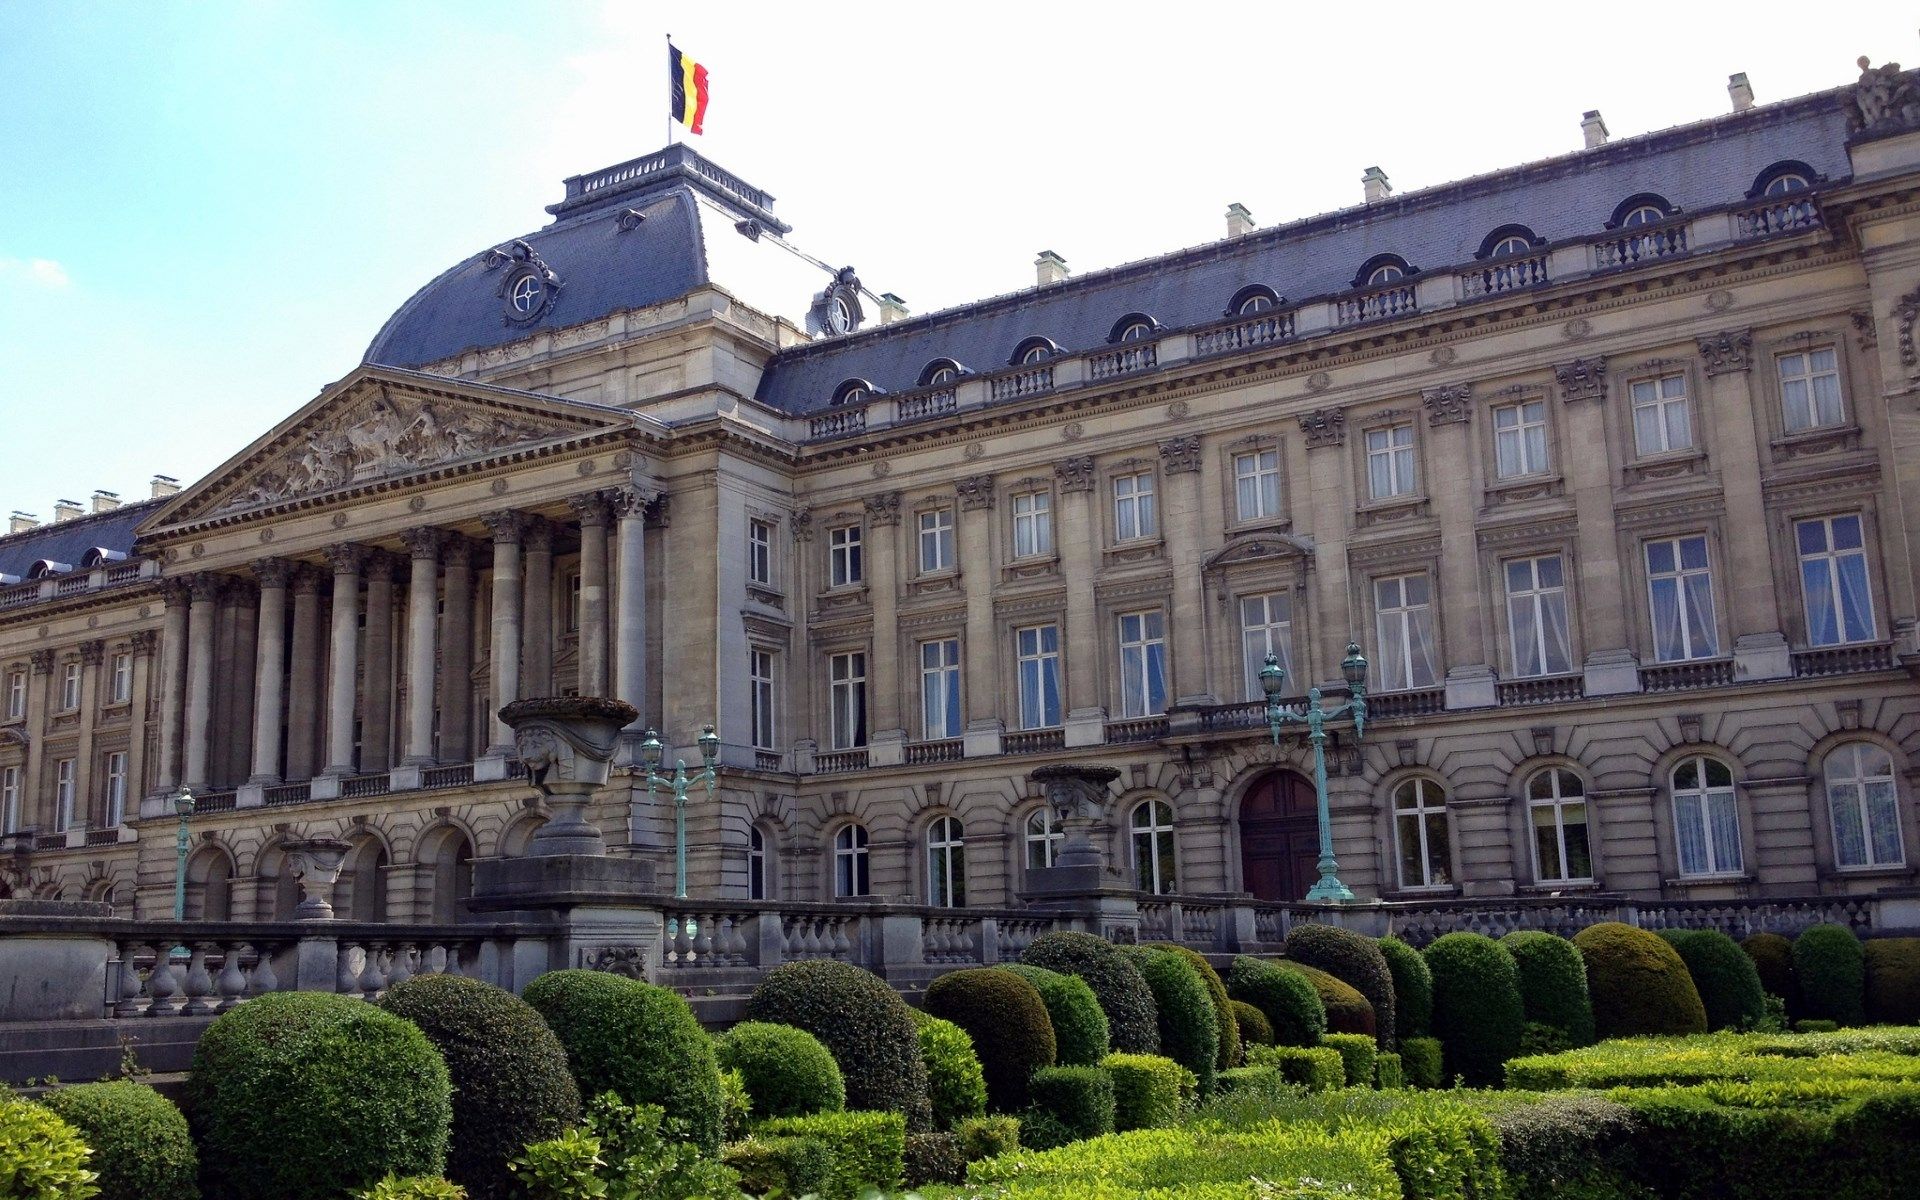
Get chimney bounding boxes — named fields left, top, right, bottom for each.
left=876, top=292, right=910, bottom=325
left=8, top=512, right=38, bottom=535
left=53, top=499, right=83, bottom=523
left=1361, top=167, right=1391, bottom=205
left=1729, top=72, right=1754, bottom=113
left=1581, top=110, right=1610, bottom=148
left=150, top=475, right=181, bottom=499
left=1226, top=203, right=1256, bottom=238
left=1035, top=250, right=1069, bottom=286
left=90, top=490, right=121, bottom=514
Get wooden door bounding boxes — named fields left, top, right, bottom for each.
left=1239, top=771, right=1320, bottom=902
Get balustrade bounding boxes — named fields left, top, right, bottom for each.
left=807, top=406, right=868, bottom=440
left=1104, top=716, right=1168, bottom=744
left=990, top=365, right=1054, bottom=402
left=1736, top=197, right=1821, bottom=238
left=1640, top=659, right=1735, bottom=693
left=1637, top=896, right=1873, bottom=938
left=421, top=763, right=474, bottom=790
left=1088, top=343, right=1157, bottom=380
left=1002, top=729, right=1065, bottom=755
left=1335, top=283, right=1416, bottom=326
left=1594, top=222, right=1688, bottom=269
left=904, top=739, right=963, bottom=765
left=1194, top=311, right=1295, bottom=356
left=1460, top=255, right=1548, bottom=297
left=1792, top=642, right=1895, bottom=678
left=895, top=389, right=958, bottom=423
left=1369, top=689, right=1445, bottom=719
left=340, top=772, right=391, bottom=799
left=660, top=908, right=754, bottom=969
left=1496, top=675, right=1584, bottom=706
left=262, top=782, right=310, bottom=806
left=780, top=912, right=858, bottom=963
left=814, top=748, right=869, bottom=774
left=921, top=914, right=980, bottom=965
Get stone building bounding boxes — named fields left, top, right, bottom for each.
left=5, top=57, right=1920, bottom=923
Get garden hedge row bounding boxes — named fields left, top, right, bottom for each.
left=1147, top=942, right=1242, bottom=1070
left=1864, top=937, right=1920, bottom=1025
left=1794, top=923, right=1867, bottom=1026
left=1226, top=955, right=1327, bottom=1047
left=1020, top=931, right=1159, bottom=1054
left=1742, top=931, right=1800, bottom=1014
left=1501, top=930, right=1595, bottom=1048
left=1228, top=998, right=1273, bottom=1047
left=1123, top=946, right=1219, bottom=1095
left=1286, top=923, right=1398, bottom=1049
left=1422, top=931, right=1525, bottom=1087
left=756, top=1111, right=907, bottom=1200
left=923, top=966, right=1058, bottom=1112
left=1376, top=936, right=1433, bottom=1042
left=744, top=959, right=932, bottom=1130
left=1659, top=929, right=1769, bottom=1032
left=1001, top=963, right=1112, bottom=1066
left=0, top=1096, right=98, bottom=1200
left=1322, top=1032, right=1379, bottom=1089
left=1100, top=1052, right=1187, bottom=1131
left=908, top=1010, right=988, bottom=1131
left=1022, top=1065, right=1115, bottom=1149
left=1290, top=962, right=1376, bottom=1037
left=1573, top=921, right=1707, bottom=1038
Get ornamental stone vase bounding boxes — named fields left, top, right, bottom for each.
left=285, top=837, right=352, bottom=921
left=499, top=696, right=638, bottom=857
left=1029, top=764, right=1123, bottom=873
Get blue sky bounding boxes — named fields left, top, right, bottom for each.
left=1, top=1, right=1911, bottom=518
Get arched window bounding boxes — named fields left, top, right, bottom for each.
left=1527, top=769, right=1592, bottom=883
left=1366, top=263, right=1405, bottom=285
left=748, top=825, right=770, bottom=900
left=430, top=833, right=475, bottom=924
left=1012, top=337, right=1058, bottom=367
left=1025, top=806, right=1062, bottom=870
left=1392, top=779, right=1450, bottom=889
left=185, top=846, right=234, bottom=921
left=1671, top=756, right=1741, bottom=877
left=1825, top=744, right=1904, bottom=868
left=926, top=815, right=966, bottom=907
left=1763, top=173, right=1811, bottom=197
left=1109, top=314, right=1157, bottom=344
left=831, top=379, right=876, bottom=407
left=920, top=359, right=965, bottom=387
left=344, top=836, right=389, bottom=924
left=1230, top=286, right=1280, bottom=317
left=1488, top=235, right=1532, bottom=258
left=1621, top=206, right=1665, bottom=227
left=833, top=823, right=870, bottom=898
left=1130, top=799, right=1177, bottom=895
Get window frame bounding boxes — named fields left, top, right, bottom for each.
left=1643, top=534, right=1720, bottom=662
left=1010, top=488, right=1055, bottom=560
left=1823, top=742, right=1905, bottom=870
left=1363, top=421, right=1419, bottom=501
left=1231, top=447, right=1283, bottom=523
left=1372, top=572, right=1439, bottom=692
left=53, top=756, right=76, bottom=832
left=1129, top=798, right=1178, bottom=895
left=1238, top=591, right=1295, bottom=702
left=0, top=764, right=19, bottom=834
left=747, top=517, right=776, bottom=588
left=4, top=668, right=23, bottom=721
left=1115, top=609, right=1169, bottom=718
left=747, top=825, right=769, bottom=900
left=925, top=814, right=967, bottom=907
left=102, top=749, right=127, bottom=827
left=1670, top=754, right=1743, bottom=878
left=59, top=661, right=81, bottom=713
left=827, top=522, right=864, bottom=589
left=919, top=637, right=963, bottom=741
left=833, top=822, right=870, bottom=898
left=1502, top=553, right=1574, bottom=679
left=1490, top=397, right=1551, bottom=480
left=749, top=647, right=778, bottom=752
left=1111, top=470, right=1159, bottom=543
left=1794, top=513, right=1877, bottom=647
left=1391, top=777, right=1451, bottom=891
left=1015, top=623, right=1063, bottom=730
left=827, top=649, right=868, bottom=750
left=1025, top=805, right=1062, bottom=871
left=917, top=506, right=956, bottom=575
left=1626, top=371, right=1697, bottom=459
left=1526, top=768, right=1594, bottom=885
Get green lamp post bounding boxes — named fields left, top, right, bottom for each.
left=1260, top=641, right=1369, bottom=904
left=637, top=724, right=720, bottom=900
left=170, top=787, right=195, bottom=962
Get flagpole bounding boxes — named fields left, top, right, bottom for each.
left=665, top=33, right=674, bottom=149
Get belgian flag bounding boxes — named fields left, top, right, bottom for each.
left=669, top=43, right=710, bottom=135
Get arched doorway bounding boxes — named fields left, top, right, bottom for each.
left=1239, top=771, right=1320, bottom=902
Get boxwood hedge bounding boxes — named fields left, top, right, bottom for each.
left=1023, top=1065, right=1116, bottom=1148
left=744, top=959, right=932, bottom=1129
left=1147, top=942, right=1241, bottom=1070
left=1100, top=1052, right=1187, bottom=1131
left=1323, top=1032, right=1379, bottom=1089
left=1002, top=963, right=1111, bottom=1066
left=1286, top=923, right=1398, bottom=1049
left=1742, top=931, right=1801, bottom=1015
left=1020, top=931, right=1159, bottom=1054
left=40, top=1081, right=193, bottom=1200
left=908, top=1009, right=988, bottom=1130
left=0, top=1096, right=99, bottom=1200
left=1226, top=955, right=1327, bottom=1047
left=1400, top=1036, right=1444, bottom=1089
left=1290, top=962, right=1377, bottom=1038
left=1572, top=921, right=1707, bottom=1039
left=1123, top=946, right=1220, bottom=1095
left=1377, top=936, right=1433, bottom=1042
left=1863, top=937, right=1920, bottom=1025
left=923, top=966, right=1058, bottom=1112
left=1229, top=998, right=1274, bottom=1047
left=1793, top=923, right=1867, bottom=1026
left=1659, top=929, right=1768, bottom=1032
left=1422, top=931, right=1525, bottom=1087
left=1501, top=930, right=1595, bottom=1047
left=714, top=1020, right=845, bottom=1120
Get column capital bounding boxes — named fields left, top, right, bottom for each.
left=323, top=543, right=369, bottom=575
left=1553, top=355, right=1608, bottom=402
left=1697, top=328, right=1754, bottom=376
left=363, top=549, right=397, bottom=583
left=226, top=577, right=260, bottom=607
left=290, top=562, right=325, bottom=594
left=568, top=492, right=611, bottom=527
left=608, top=485, right=662, bottom=521
left=482, top=510, right=526, bottom=545
left=187, top=572, right=223, bottom=602
left=1055, top=455, right=1095, bottom=493
left=1158, top=435, right=1203, bottom=474
left=441, top=536, right=477, bottom=570
left=523, top=515, right=554, bottom=553
left=1421, top=383, right=1473, bottom=426
left=863, top=491, right=903, bottom=527
left=29, top=648, right=54, bottom=674
left=956, top=474, right=996, bottom=510
left=253, top=557, right=293, bottom=588
left=129, top=629, right=158, bottom=657
left=1299, top=407, right=1347, bottom=448
left=399, top=527, right=444, bottom=561
left=161, top=578, right=192, bottom=607
left=78, top=639, right=105, bottom=667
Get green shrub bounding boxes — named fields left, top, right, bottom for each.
left=1401, top=1036, right=1444, bottom=1089
left=1502, top=930, right=1596, bottom=1047
left=377, top=974, right=581, bottom=1200
left=356, top=1177, right=467, bottom=1200
left=1793, top=924, right=1868, bottom=1027
left=510, top=1096, right=736, bottom=1200
left=520, top=969, right=722, bottom=1154
left=1229, top=998, right=1274, bottom=1047
left=1573, top=921, right=1707, bottom=1038
left=1247, top=1043, right=1346, bottom=1092
left=1122, top=946, right=1219, bottom=1095
left=1743, top=931, right=1801, bottom=1016
left=1864, top=938, right=1920, bottom=1025
left=1484, top=1093, right=1643, bottom=1200
left=715, top=1020, right=845, bottom=1119
left=1021, top=931, right=1159, bottom=1054
left=909, top=1010, right=988, bottom=1130
left=40, top=1081, right=193, bottom=1200
left=1226, top=955, right=1326, bottom=1047
left=1147, top=943, right=1241, bottom=1070
left=743, top=959, right=931, bottom=1129
left=923, top=967, right=1057, bottom=1112
left=186, top=991, right=451, bottom=1200
left=1422, top=931, right=1525, bottom=1087
left=1287, top=923, right=1398, bottom=1048
left=0, top=1096, right=98, bottom=1200
left=1797, top=1017, right=1839, bottom=1033
left=1377, top=936, right=1433, bottom=1041
left=1023, top=1065, right=1115, bottom=1148
left=1215, top=1064, right=1285, bottom=1095
left=1374, top=1053, right=1405, bottom=1090
left=902, top=1131, right=967, bottom=1187
left=1100, top=1052, right=1187, bottom=1131
left=719, top=1068, right=751, bottom=1142
left=757, top=1111, right=906, bottom=1200
left=1002, top=963, right=1111, bottom=1066
left=1291, top=962, right=1377, bottom=1037
left=1517, top=1021, right=1570, bottom=1057
left=1323, top=1032, right=1379, bottom=1088
left=955, top=1113, right=1021, bottom=1161
left=1659, top=929, right=1769, bottom=1032
left=722, top=1135, right=829, bottom=1198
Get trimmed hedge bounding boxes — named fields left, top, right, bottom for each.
left=1247, top=1043, right=1346, bottom=1092
left=1374, top=1052, right=1404, bottom=1090
left=902, top=1132, right=966, bottom=1187
left=1401, top=1036, right=1444, bottom=1089
left=1226, top=955, right=1326, bottom=1047
left=1422, top=931, right=1525, bottom=1087
left=1323, top=1032, right=1379, bottom=1089
left=356, top=1178, right=466, bottom=1200
left=744, top=959, right=932, bottom=1129
left=1148, top=942, right=1241, bottom=1070
left=923, top=967, right=1058, bottom=1112
left=1743, top=931, right=1801, bottom=1016
left=41, top=1081, right=193, bottom=1200
left=909, top=1009, right=988, bottom=1130
left=1123, top=946, right=1220, bottom=1095
left=1794, top=923, right=1867, bottom=1026
left=1020, top=931, right=1159, bottom=1054
left=1229, top=998, right=1274, bottom=1047
left=1660, top=929, right=1769, bottom=1032
left=0, top=1097, right=99, bottom=1200
left=1573, top=921, right=1708, bottom=1039
left=1286, top=923, right=1398, bottom=1049
left=756, top=1111, right=906, bottom=1200
left=1502, top=930, right=1596, bottom=1048
left=1100, top=1052, right=1187, bottom=1131
left=521, top=969, right=722, bottom=1154
left=1377, top=936, right=1433, bottom=1041
left=1023, top=1065, right=1116, bottom=1149
left=956, top=1114, right=1021, bottom=1161
left=715, top=1020, right=845, bottom=1119
left=1864, top=937, right=1920, bottom=1025
left=1290, top=962, right=1377, bottom=1037
left=186, top=991, right=451, bottom=1200
left=1216, top=1064, right=1286, bottom=1099
left=377, top=974, right=581, bottom=1200
left=1002, top=963, right=1111, bottom=1066
left=723, top=1134, right=829, bottom=1197
left=1485, top=1092, right=1642, bottom=1200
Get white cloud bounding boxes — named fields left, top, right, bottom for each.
left=0, top=258, right=72, bottom=288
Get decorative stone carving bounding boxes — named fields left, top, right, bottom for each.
left=284, top=838, right=352, bottom=921
left=1305, top=371, right=1331, bottom=392
left=644, top=492, right=672, bottom=529
left=567, top=492, right=610, bottom=527
left=1030, top=764, right=1122, bottom=871
left=956, top=475, right=996, bottom=510
left=1166, top=400, right=1191, bottom=420
left=863, top=491, right=902, bottom=527
left=399, top=528, right=443, bottom=561
left=129, top=629, right=158, bottom=656
left=1062, top=422, right=1085, bottom=442
left=1893, top=286, right=1920, bottom=375
left=1429, top=346, right=1457, bottom=367
left=78, top=640, right=104, bottom=667
left=1299, top=407, right=1347, bottom=448
left=290, top=563, right=324, bottom=594
left=482, top=511, right=525, bottom=545
left=187, top=573, right=222, bottom=602
left=1553, top=356, right=1608, bottom=403
left=362, top=549, right=396, bottom=583
left=499, top=696, right=639, bottom=856
left=1421, top=383, right=1473, bottom=426
left=253, top=558, right=292, bottom=587
left=29, top=649, right=53, bottom=675
left=1850, top=308, right=1878, bottom=354
left=323, top=544, right=368, bottom=575
left=585, top=946, right=648, bottom=978
left=607, top=486, right=656, bottom=521
left=1696, top=329, right=1753, bottom=377
left=1561, top=317, right=1592, bottom=341
left=1851, top=57, right=1920, bottom=136
left=791, top=510, right=815, bottom=542
left=1055, top=455, right=1095, bottom=493
left=1159, top=435, right=1203, bottom=473
left=523, top=516, right=554, bottom=553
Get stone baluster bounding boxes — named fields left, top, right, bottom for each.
left=249, top=945, right=280, bottom=996
left=388, top=943, right=415, bottom=988
left=358, top=945, right=388, bottom=998
left=114, top=943, right=148, bottom=1017
left=216, top=944, right=248, bottom=1010
left=146, top=950, right=183, bottom=1016
left=337, top=944, right=362, bottom=995
left=182, top=943, right=217, bottom=1015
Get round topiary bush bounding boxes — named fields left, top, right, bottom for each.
left=1002, top=964, right=1111, bottom=1066
left=1023, top=1065, right=1115, bottom=1149
left=1289, top=963, right=1376, bottom=1038
left=743, top=960, right=931, bottom=1130
left=909, top=1010, right=988, bottom=1131
left=521, top=969, right=723, bottom=1153
left=1123, top=947, right=1218, bottom=1096
left=715, top=1021, right=846, bottom=1120
left=1742, top=931, right=1801, bottom=1015
left=377, top=974, right=581, bottom=1200
left=1226, top=956, right=1326, bottom=1047
left=1377, top=937, right=1433, bottom=1042
left=1147, top=943, right=1241, bottom=1070
left=1571, top=922, right=1707, bottom=1039
left=185, top=991, right=451, bottom=1200
left=1864, top=937, right=1920, bottom=1025
left=923, top=967, right=1057, bottom=1113
left=0, top=1096, right=97, bottom=1200
left=1794, top=923, right=1867, bottom=1026
left=1657, top=929, right=1767, bottom=1032
left=1422, top=931, right=1525, bottom=1087
left=1229, top=999, right=1274, bottom=1047
left=1285, top=924, right=1397, bottom=1049
left=1502, top=931, right=1596, bottom=1048
left=1021, top=931, right=1159, bottom=1054
left=41, top=1080, right=194, bottom=1200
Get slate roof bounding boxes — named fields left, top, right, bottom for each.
left=0, top=500, right=161, bottom=582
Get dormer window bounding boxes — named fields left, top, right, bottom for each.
left=1367, top=264, right=1404, bottom=285
left=831, top=379, right=879, bottom=407
left=1610, top=194, right=1675, bottom=229
left=1012, top=337, right=1059, bottom=366
left=808, top=267, right=866, bottom=338
left=1621, top=206, right=1664, bottom=227
left=1109, top=314, right=1158, bottom=343
left=1353, top=254, right=1415, bottom=289
left=827, top=295, right=855, bottom=335
left=1764, top=174, right=1810, bottom=196
left=1751, top=161, right=1818, bottom=198
left=919, top=358, right=967, bottom=387
left=1478, top=225, right=1540, bottom=260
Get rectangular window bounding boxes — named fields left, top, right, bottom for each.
left=828, top=651, right=867, bottom=749
left=1374, top=574, right=1438, bottom=691
left=1233, top=449, right=1282, bottom=521
left=1505, top=554, right=1573, bottom=677
left=54, top=757, right=75, bottom=832
left=1117, top=611, right=1169, bottom=718
left=103, top=750, right=127, bottom=826
left=747, top=518, right=774, bottom=586
left=918, top=508, right=955, bottom=574
left=1778, top=347, right=1844, bottom=433
left=1239, top=593, right=1295, bottom=701
left=1113, top=472, right=1158, bottom=541
left=59, top=662, right=80, bottom=712
left=1012, top=491, right=1053, bottom=558
left=0, top=765, right=18, bottom=833
left=5, top=669, right=23, bottom=720
left=1797, top=514, right=1875, bottom=646
left=828, top=524, right=863, bottom=588
left=109, top=653, right=132, bottom=705
left=1492, top=399, right=1550, bottom=479
left=1365, top=424, right=1417, bottom=499
left=1016, top=624, right=1062, bottom=729
left=1630, top=373, right=1693, bottom=455
left=919, top=638, right=962, bottom=740
left=565, top=572, right=581, bottom=632
left=1645, top=536, right=1718, bottom=661
left=749, top=649, right=777, bottom=751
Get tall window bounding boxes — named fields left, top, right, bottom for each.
left=828, top=525, right=863, bottom=587
left=1025, top=806, right=1062, bottom=870
left=1646, top=536, right=1718, bottom=661
left=1365, top=424, right=1417, bottom=499
left=1797, top=514, right=1875, bottom=646
left=1630, top=374, right=1693, bottom=455
left=833, top=823, right=870, bottom=898
left=103, top=750, right=127, bottom=827
left=747, top=826, right=769, bottom=900
left=1392, top=778, right=1450, bottom=889
left=5, top=669, right=23, bottom=720
left=1505, top=555, right=1572, bottom=677
left=1, top=765, right=19, bottom=833
left=749, top=649, right=777, bottom=751
left=829, top=651, right=867, bottom=749
left=1374, top=574, right=1437, bottom=690
left=1825, top=743, right=1904, bottom=869
left=1239, top=593, right=1294, bottom=701
left=1130, top=799, right=1177, bottom=895
left=109, top=653, right=132, bottom=705
left=1528, top=769, right=1592, bottom=883
left=1777, top=347, right=1844, bottom=433
left=1492, top=400, right=1550, bottom=479
left=1672, top=756, right=1741, bottom=877
left=1113, top=472, right=1158, bottom=541
left=566, top=571, right=582, bottom=633
left=920, top=638, right=962, bottom=740
left=54, top=757, right=76, bottom=832
left=59, top=662, right=81, bottom=712
left=926, top=815, right=966, bottom=907
left=1012, top=491, right=1053, bottom=558
left=1117, top=611, right=1168, bottom=718
left=1017, top=624, right=1062, bottom=729
left=1233, top=449, right=1282, bottom=521
left=747, top=518, right=774, bottom=587
left=918, top=508, right=955, bottom=573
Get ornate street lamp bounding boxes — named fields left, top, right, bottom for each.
left=171, top=787, right=195, bottom=962
left=1260, top=641, right=1369, bottom=903
left=637, top=724, right=720, bottom=900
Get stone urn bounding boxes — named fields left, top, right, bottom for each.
left=499, top=696, right=639, bottom=856
left=1030, top=764, right=1123, bottom=871
left=285, top=837, right=352, bottom=921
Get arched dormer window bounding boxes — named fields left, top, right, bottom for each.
left=919, top=358, right=967, bottom=387
left=1353, top=254, right=1414, bottom=289
left=831, top=379, right=880, bottom=407
left=1227, top=285, right=1282, bottom=317
left=1477, top=225, right=1540, bottom=260
left=1751, top=161, right=1818, bottom=199
left=27, top=560, right=72, bottom=579
left=1108, top=313, right=1159, bottom=344
left=1609, top=194, right=1675, bottom=229
left=1011, top=337, right=1059, bottom=367
left=80, top=548, right=128, bottom=569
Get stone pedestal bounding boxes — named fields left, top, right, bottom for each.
left=1020, top=764, right=1142, bottom=940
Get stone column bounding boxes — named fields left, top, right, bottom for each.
left=126, top=629, right=157, bottom=800
left=400, top=529, right=441, bottom=768
left=183, top=573, right=220, bottom=791
left=865, top=491, right=904, bottom=761
left=1056, top=457, right=1104, bottom=746
left=226, top=582, right=259, bottom=788
left=248, top=559, right=291, bottom=784
left=153, top=581, right=190, bottom=794
left=1551, top=362, right=1638, bottom=696
left=570, top=494, right=611, bottom=697
left=361, top=551, right=396, bottom=773
left=1697, top=330, right=1790, bottom=679
left=439, top=539, right=475, bottom=762
left=612, top=488, right=651, bottom=732
left=1421, top=386, right=1497, bottom=706
left=955, top=476, right=1000, bottom=756
left=22, top=650, right=51, bottom=826
left=1300, top=408, right=1353, bottom=686
left=74, top=640, right=103, bottom=829
left=521, top=517, right=555, bottom=698
left=483, top=512, right=525, bottom=757
left=322, top=544, right=366, bottom=777
left=285, top=566, right=323, bottom=780
left=1160, top=436, right=1212, bottom=704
